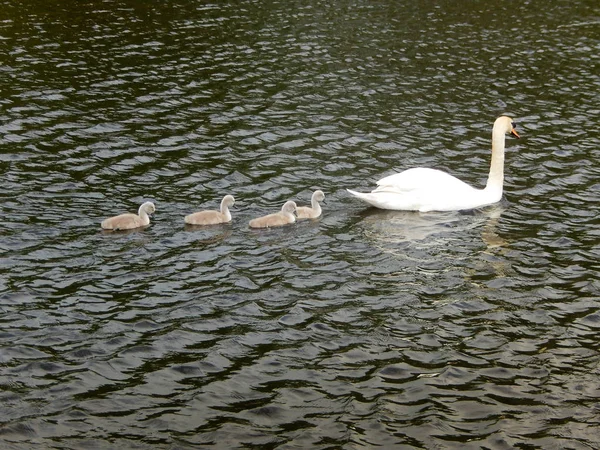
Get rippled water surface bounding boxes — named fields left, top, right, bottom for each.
left=1, top=0, right=599, bottom=448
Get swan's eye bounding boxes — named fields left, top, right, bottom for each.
left=511, top=122, right=516, bottom=128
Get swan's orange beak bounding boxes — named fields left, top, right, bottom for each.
left=511, top=128, right=520, bottom=139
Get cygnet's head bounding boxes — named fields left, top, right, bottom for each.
left=313, top=190, right=325, bottom=202
left=141, top=202, right=156, bottom=214
left=282, top=201, right=297, bottom=214
left=222, top=195, right=235, bottom=207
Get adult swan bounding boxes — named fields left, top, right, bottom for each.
left=347, top=116, right=520, bottom=212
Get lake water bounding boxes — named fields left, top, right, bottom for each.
left=1, top=0, right=599, bottom=448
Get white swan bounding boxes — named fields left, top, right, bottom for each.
left=184, top=195, right=235, bottom=225
left=249, top=201, right=297, bottom=228
left=101, top=201, right=155, bottom=230
left=296, top=190, right=325, bottom=219
left=347, top=116, right=520, bottom=212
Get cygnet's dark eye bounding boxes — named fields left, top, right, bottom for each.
left=511, top=122, right=516, bottom=128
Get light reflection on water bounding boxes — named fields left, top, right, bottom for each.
left=1, top=0, right=599, bottom=448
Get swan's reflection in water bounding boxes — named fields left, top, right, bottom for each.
left=357, top=205, right=506, bottom=247
left=352, top=205, right=515, bottom=306
left=354, top=204, right=510, bottom=279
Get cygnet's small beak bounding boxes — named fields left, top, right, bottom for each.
left=511, top=128, right=520, bottom=139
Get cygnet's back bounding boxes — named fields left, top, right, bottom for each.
left=101, top=201, right=155, bottom=230
left=185, top=195, right=235, bottom=225
left=249, top=201, right=297, bottom=228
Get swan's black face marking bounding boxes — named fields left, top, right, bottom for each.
left=510, top=122, right=521, bottom=139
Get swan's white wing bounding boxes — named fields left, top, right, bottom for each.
left=348, top=167, right=487, bottom=212
left=376, top=167, right=474, bottom=193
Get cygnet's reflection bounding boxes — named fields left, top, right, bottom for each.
left=184, top=225, right=233, bottom=245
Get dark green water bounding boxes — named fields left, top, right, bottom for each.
left=1, top=0, right=599, bottom=448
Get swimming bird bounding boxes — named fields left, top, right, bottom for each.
left=184, top=195, right=235, bottom=225
left=249, top=200, right=297, bottom=228
left=101, top=201, right=156, bottom=230
left=296, top=190, right=325, bottom=219
left=347, top=116, right=520, bottom=212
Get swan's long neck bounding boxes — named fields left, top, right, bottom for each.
left=485, top=126, right=506, bottom=195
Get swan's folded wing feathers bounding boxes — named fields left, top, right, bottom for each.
left=376, top=168, right=444, bottom=188
left=372, top=184, right=418, bottom=195
left=377, top=167, right=475, bottom=194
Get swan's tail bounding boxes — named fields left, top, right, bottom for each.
left=347, top=188, right=417, bottom=210
left=346, top=189, right=381, bottom=208
left=347, top=189, right=367, bottom=199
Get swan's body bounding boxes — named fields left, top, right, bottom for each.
left=249, top=201, right=297, bottom=228
left=185, top=195, right=235, bottom=225
left=101, top=201, right=155, bottom=230
left=296, top=190, right=325, bottom=219
left=347, top=116, right=520, bottom=212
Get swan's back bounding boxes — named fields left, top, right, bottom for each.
left=376, top=168, right=474, bottom=193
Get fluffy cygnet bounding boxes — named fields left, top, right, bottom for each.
left=184, top=195, right=235, bottom=225
left=101, top=201, right=155, bottom=230
left=296, top=190, right=325, bottom=219
left=248, top=200, right=297, bottom=229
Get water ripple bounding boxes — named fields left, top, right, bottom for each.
left=1, top=0, right=600, bottom=448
